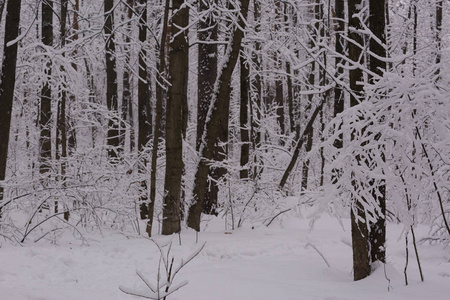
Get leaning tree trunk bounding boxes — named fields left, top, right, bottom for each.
left=348, top=0, right=371, bottom=281
left=104, top=0, right=119, bottom=159
left=161, top=0, right=189, bottom=235
left=39, top=0, right=53, bottom=175
left=187, top=0, right=251, bottom=232
left=0, top=0, right=22, bottom=216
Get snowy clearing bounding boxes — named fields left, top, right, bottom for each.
left=1, top=212, right=449, bottom=300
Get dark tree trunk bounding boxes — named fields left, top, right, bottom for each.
left=197, top=0, right=219, bottom=215
left=284, top=4, right=295, bottom=135
left=57, top=0, right=69, bottom=220
left=67, top=0, right=79, bottom=154
left=120, top=0, right=134, bottom=152
left=275, top=75, right=285, bottom=135
left=369, top=0, right=386, bottom=265
left=274, top=1, right=285, bottom=137
left=351, top=202, right=371, bottom=280
left=333, top=0, right=345, bottom=146
left=251, top=0, right=263, bottom=180
left=162, top=0, right=189, bottom=235
left=0, top=0, right=22, bottom=215
left=188, top=0, right=251, bottom=231
left=39, top=0, right=53, bottom=175
left=279, top=99, right=324, bottom=189
left=348, top=0, right=371, bottom=281
left=435, top=0, right=442, bottom=79
left=301, top=62, right=315, bottom=193
left=137, top=0, right=151, bottom=221
left=301, top=0, right=321, bottom=192
left=148, top=0, right=170, bottom=237
left=240, top=55, right=250, bottom=180
left=104, top=0, right=119, bottom=159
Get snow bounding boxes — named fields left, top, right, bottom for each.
left=0, top=212, right=449, bottom=300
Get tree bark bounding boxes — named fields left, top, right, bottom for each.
left=369, top=0, right=386, bottom=264
left=137, top=0, right=152, bottom=221
left=435, top=0, right=442, bottom=80
left=0, top=0, right=22, bottom=215
left=348, top=0, right=371, bottom=281
left=39, top=0, right=53, bottom=175
left=333, top=0, right=345, bottom=146
left=274, top=1, right=285, bottom=136
left=197, top=0, right=220, bottom=214
left=148, top=0, right=170, bottom=237
left=120, top=0, right=134, bottom=152
left=162, top=0, right=189, bottom=235
left=240, top=55, right=250, bottom=180
left=105, top=0, right=119, bottom=159
left=187, top=0, right=251, bottom=231
left=57, top=0, right=69, bottom=220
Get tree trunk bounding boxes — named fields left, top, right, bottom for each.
left=104, top=0, right=119, bottom=159
left=369, top=0, right=386, bottom=264
left=162, top=0, right=189, bottom=235
left=0, top=0, right=22, bottom=216
left=240, top=55, right=250, bottom=180
left=435, top=0, right=442, bottom=80
left=148, top=0, right=170, bottom=237
left=333, top=0, right=345, bottom=144
left=301, top=63, right=315, bottom=193
left=137, top=0, right=151, bottom=221
left=251, top=0, right=263, bottom=180
left=188, top=0, right=251, bottom=231
left=67, top=0, right=79, bottom=154
left=120, top=0, right=134, bottom=152
left=39, top=0, right=53, bottom=175
left=57, top=0, right=69, bottom=220
left=279, top=99, right=324, bottom=189
left=197, top=0, right=220, bottom=214
left=274, top=1, right=285, bottom=137
left=348, top=0, right=371, bottom=281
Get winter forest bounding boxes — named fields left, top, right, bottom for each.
left=0, top=0, right=449, bottom=299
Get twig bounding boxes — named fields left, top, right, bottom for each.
left=266, top=208, right=292, bottom=227
left=305, top=242, right=330, bottom=268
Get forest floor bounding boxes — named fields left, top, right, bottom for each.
left=0, top=208, right=449, bottom=300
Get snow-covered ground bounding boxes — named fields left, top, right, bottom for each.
left=1, top=211, right=449, bottom=300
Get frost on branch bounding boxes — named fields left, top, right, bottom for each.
left=315, top=71, right=450, bottom=244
